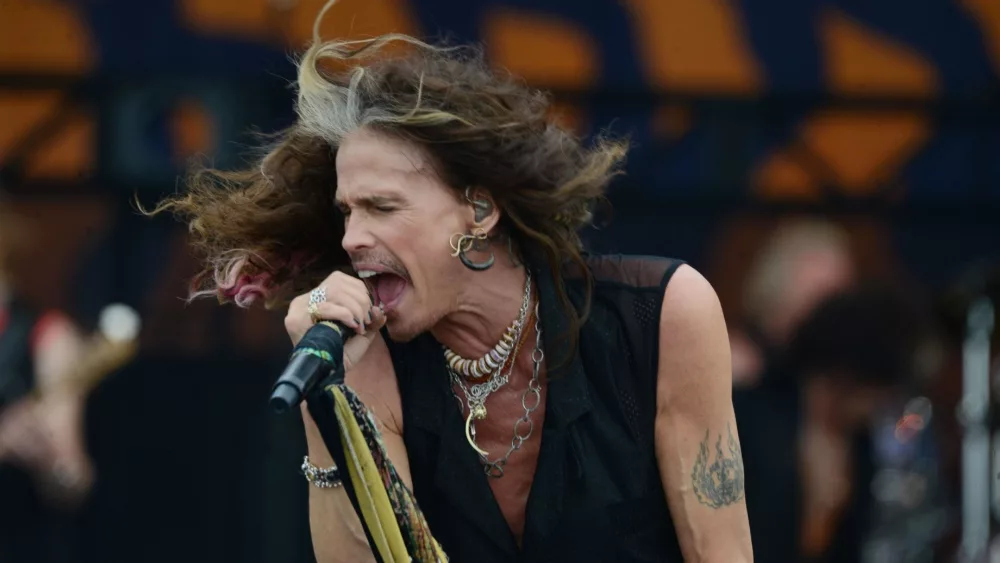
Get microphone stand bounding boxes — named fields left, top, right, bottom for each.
left=958, top=296, right=994, bottom=562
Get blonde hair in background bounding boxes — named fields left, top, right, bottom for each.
left=742, top=218, right=852, bottom=325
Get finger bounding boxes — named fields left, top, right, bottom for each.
left=290, top=293, right=312, bottom=315
left=339, top=289, right=375, bottom=332
left=335, top=279, right=373, bottom=321
left=290, top=292, right=308, bottom=308
left=315, top=276, right=369, bottom=324
left=354, top=305, right=386, bottom=341
left=313, top=302, right=362, bottom=331
left=370, top=305, right=387, bottom=330
left=331, top=272, right=371, bottom=304
left=327, top=297, right=368, bottom=334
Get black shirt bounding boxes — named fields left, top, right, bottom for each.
left=385, top=254, right=686, bottom=562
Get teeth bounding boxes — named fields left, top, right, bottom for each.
left=357, top=270, right=378, bottom=279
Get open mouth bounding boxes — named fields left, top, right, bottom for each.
left=356, top=268, right=410, bottom=312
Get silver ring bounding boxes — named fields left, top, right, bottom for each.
left=309, top=286, right=327, bottom=306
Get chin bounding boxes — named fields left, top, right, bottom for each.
left=382, top=315, right=423, bottom=343
left=382, top=301, right=440, bottom=343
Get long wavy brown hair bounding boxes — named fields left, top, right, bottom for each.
left=149, top=1, right=628, bottom=340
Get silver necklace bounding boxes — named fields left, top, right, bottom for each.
left=451, top=303, right=543, bottom=478
left=443, top=273, right=531, bottom=448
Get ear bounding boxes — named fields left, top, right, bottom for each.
left=463, top=187, right=501, bottom=234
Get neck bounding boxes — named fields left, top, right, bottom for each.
left=431, top=249, right=530, bottom=360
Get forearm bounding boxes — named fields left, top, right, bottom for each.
left=303, top=409, right=376, bottom=563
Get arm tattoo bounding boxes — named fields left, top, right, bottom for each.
left=691, top=422, right=746, bottom=509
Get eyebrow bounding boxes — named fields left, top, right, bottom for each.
left=335, top=193, right=406, bottom=209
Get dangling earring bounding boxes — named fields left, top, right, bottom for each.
left=450, top=227, right=495, bottom=271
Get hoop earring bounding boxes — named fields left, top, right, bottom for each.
left=450, top=227, right=495, bottom=271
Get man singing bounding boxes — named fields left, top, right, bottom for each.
left=154, top=6, right=753, bottom=561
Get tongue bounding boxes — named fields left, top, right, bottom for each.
left=375, top=274, right=407, bottom=307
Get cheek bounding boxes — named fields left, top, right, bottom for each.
left=390, top=223, right=460, bottom=290
left=383, top=209, right=468, bottom=290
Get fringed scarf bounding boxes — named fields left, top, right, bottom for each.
left=310, top=383, right=448, bottom=563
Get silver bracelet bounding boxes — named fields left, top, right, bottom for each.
left=301, top=456, right=343, bottom=489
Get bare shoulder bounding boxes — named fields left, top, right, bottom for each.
left=659, top=264, right=726, bottom=333
left=343, top=333, right=404, bottom=435
left=656, top=264, right=732, bottom=405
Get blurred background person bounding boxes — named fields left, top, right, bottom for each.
left=729, top=218, right=857, bottom=389
left=0, top=193, right=93, bottom=563
left=736, top=283, right=937, bottom=563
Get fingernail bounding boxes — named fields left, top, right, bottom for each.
left=366, top=312, right=372, bottom=324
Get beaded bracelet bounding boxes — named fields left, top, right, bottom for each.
left=301, top=456, right=343, bottom=489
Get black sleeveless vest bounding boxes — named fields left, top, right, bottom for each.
left=385, top=254, right=686, bottom=562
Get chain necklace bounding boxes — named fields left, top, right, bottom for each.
left=449, top=310, right=530, bottom=456
left=442, top=271, right=531, bottom=447
left=451, top=302, right=543, bottom=478
left=443, top=272, right=532, bottom=381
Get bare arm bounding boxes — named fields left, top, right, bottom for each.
left=654, top=265, right=753, bottom=562
left=302, top=334, right=411, bottom=563
left=0, top=312, right=93, bottom=505
left=33, top=312, right=86, bottom=394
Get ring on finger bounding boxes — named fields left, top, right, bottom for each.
left=307, top=286, right=327, bottom=324
left=308, top=286, right=327, bottom=306
left=306, top=302, right=321, bottom=324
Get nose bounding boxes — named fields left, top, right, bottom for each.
left=341, top=214, right=375, bottom=254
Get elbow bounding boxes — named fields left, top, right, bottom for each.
left=717, top=545, right=753, bottom=563
left=690, top=537, right=753, bottom=563
left=702, top=551, right=752, bottom=563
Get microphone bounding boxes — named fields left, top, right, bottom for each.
left=269, top=321, right=355, bottom=414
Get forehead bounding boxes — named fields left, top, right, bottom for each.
left=335, top=128, right=446, bottom=203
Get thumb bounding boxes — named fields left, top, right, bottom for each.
left=343, top=306, right=386, bottom=370
left=355, top=305, right=386, bottom=342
